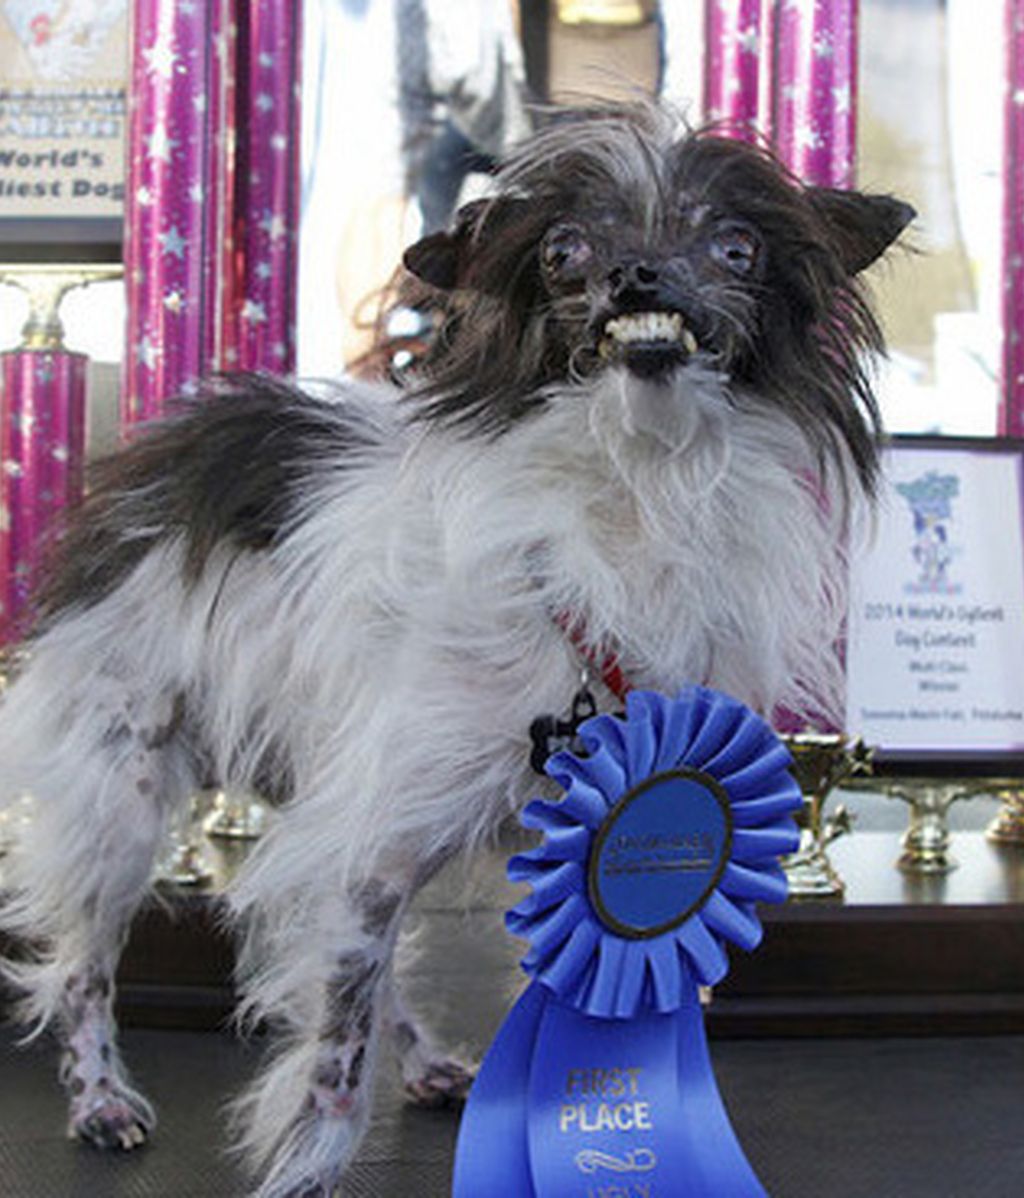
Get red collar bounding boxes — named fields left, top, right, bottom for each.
left=553, top=611, right=633, bottom=704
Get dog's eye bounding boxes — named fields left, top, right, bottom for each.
left=709, top=224, right=760, bottom=275
left=541, top=223, right=594, bottom=282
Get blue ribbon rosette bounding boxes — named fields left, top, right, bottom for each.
left=453, top=686, right=802, bottom=1198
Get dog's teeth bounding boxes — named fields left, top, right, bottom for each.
left=603, top=311, right=695, bottom=350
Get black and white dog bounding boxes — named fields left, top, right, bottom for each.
left=0, top=105, right=912, bottom=1196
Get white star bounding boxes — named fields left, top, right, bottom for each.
left=18, top=412, right=35, bottom=435
left=833, top=84, right=851, bottom=116
left=159, top=226, right=187, bottom=259
left=1015, top=89, right=1024, bottom=107
left=136, top=185, right=154, bottom=206
left=272, top=342, right=287, bottom=359
left=736, top=25, right=759, bottom=55
left=164, top=290, right=185, bottom=314
left=145, top=126, right=178, bottom=164
left=190, top=182, right=204, bottom=203
left=781, top=83, right=799, bottom=104
left=270, top=133, right=288, bottom=153
left=255, top=92, right=275, bottom=113
left=52, top=445, right=69, bottom=463
left=260, top=211, right=287, bottom=241
left=259, top=51, right=275, bottom=68
left=143, top=38, right=177, bottom=80
left=3, top=460, right=23, bottom=478
left=814, top=34, right=835, bottom=60
left=255, top=261, right=273, bottom=280
left=136, top=336, right=159, bottom=370
left=193, top=92, right=208, bottom=114
left=241, top=299, right=268, bottom=325
left=796, top=124, right=824, bottom=151
left=224, top=346, right=239, bottom=366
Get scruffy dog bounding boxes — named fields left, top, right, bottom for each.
left=0, top=106, right=912, bottom=1196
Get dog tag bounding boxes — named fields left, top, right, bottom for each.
left=528, top=687, right=597, bottom=775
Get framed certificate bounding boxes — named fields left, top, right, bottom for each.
left=845, top=436, right=1024, bottom=773
left=0, top=3, right=127, bottom=261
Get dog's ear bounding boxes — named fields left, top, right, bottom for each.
left=403, top=198, right=530, bottom=291
left=808, top=188, right=916, bottom=275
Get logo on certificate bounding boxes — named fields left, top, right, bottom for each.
left=895, top=470, right=962, bottom=595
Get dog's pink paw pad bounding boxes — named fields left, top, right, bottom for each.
left=403, top=1059, right=475, bottom=1108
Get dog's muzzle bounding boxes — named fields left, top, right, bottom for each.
left=597, top=309, right=701, bottom=380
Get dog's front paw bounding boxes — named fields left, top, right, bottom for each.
left=68, top=1082, right=154, bottom=1151
left=403, top=1057, right=475, bottom=1109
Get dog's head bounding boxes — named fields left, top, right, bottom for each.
left=403, top=105, right=913, bottom=494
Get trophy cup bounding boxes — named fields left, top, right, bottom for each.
left=781, top=733, right=872, bottom=899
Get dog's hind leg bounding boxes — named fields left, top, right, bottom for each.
left=0, top=659, right=194, bottom=1150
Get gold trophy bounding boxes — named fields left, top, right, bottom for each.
left=154, top=795, right=215, bottom=887
left=985, top=782, right=1024, bottom=846
left=203, top=789, right=269, bottom=840
left=781, top=733, right=872, bottom=899
left=868, top=778, right=974, bottom=874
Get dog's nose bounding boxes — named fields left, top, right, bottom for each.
left=608, top=259, right=662, bottom=300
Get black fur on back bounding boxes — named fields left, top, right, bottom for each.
left=35, top=374, right=383, bottom=625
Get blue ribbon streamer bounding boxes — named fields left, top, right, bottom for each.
left=453, top=686, right=800, bottom=1197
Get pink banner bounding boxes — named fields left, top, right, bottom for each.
left=771, top=0, right=858, bottom=188
left=703, top=0, right=767, bottom=139
left=0, top=350, right=86, bottom=642
left=1001, top=0, right=1024, bottom=436
left=225, top=0, right=303, bottom=374
left=122, top=0, right=232, bottom=425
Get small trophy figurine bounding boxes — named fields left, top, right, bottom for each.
left=781, top=733, right=873, bottom=899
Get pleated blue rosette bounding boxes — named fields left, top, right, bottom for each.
left=453, top=686, right=802, bottom=1198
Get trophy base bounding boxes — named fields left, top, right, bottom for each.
left=986, top=792, right=1024, bottom=846
left=896, top=845, right=957, bottom=875
left=154, top=843, right=214, bottom=887
left=203, top=792, right=268, bottom=841
left=782, top=849, right=846, bottom=899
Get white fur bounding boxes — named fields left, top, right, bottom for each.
left=0, top=359, right=857, bottom=1192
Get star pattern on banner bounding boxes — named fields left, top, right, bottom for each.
left=124, top=1, right=300, bottom=427
left=770, top=0, right=855, bottom=188
left=1005, top=12, right=1024, bottom=434
left=145, top=125, right=178, bottom=163
left=0, top=352, right=86, bottom=630
left=705, top=1, right=763, bottom=138
left=259, top=210, right=288, bottom=242
left=241, top=299, right=268, bottom=325
left=159, top=226, right=188, bottom=259
left=142, top=37, right=177, bottom=80
left=136, top=335, right=160, bottom=370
